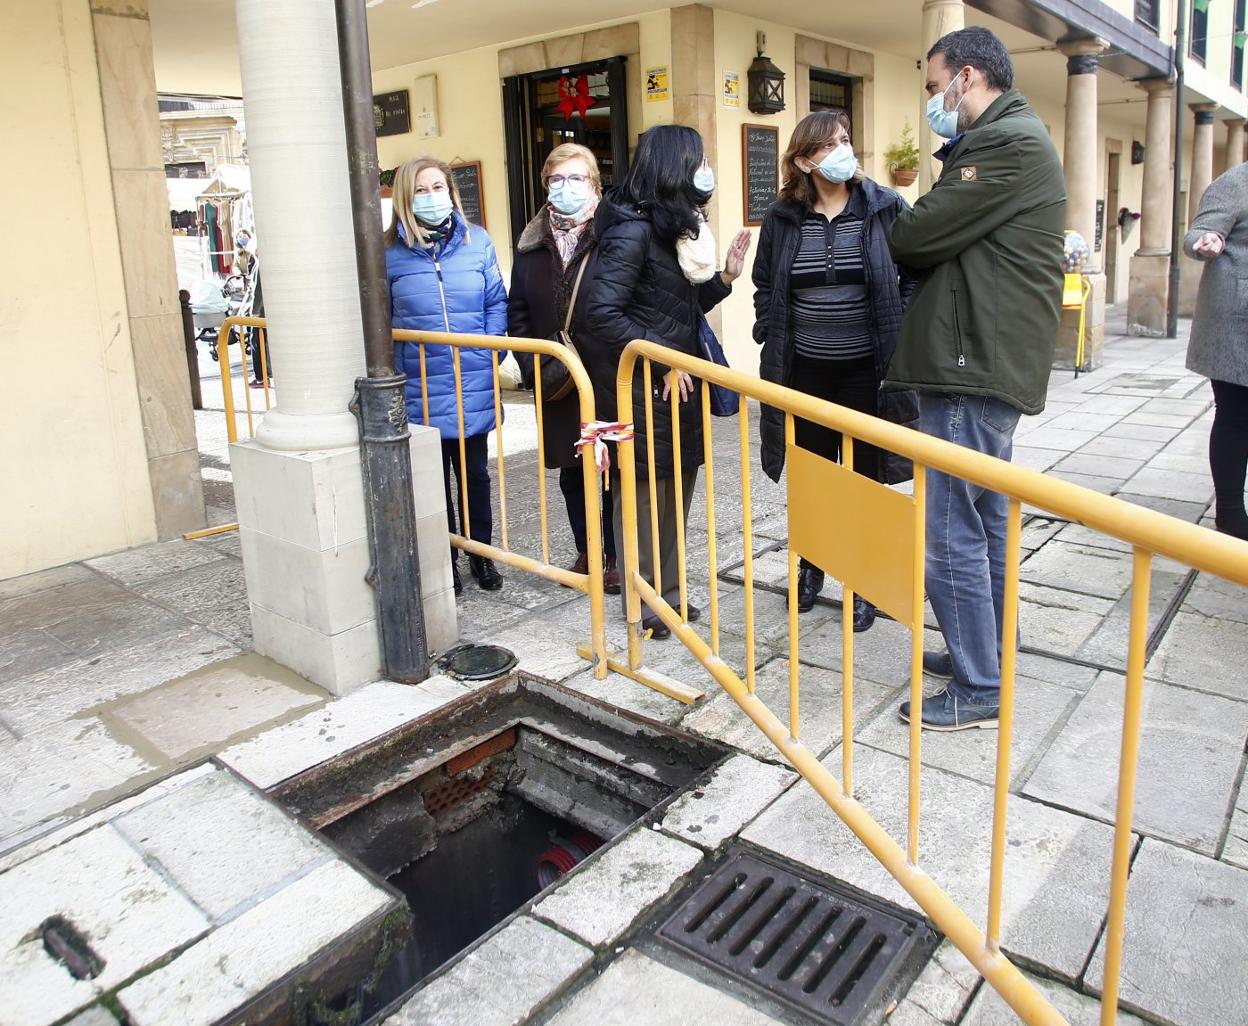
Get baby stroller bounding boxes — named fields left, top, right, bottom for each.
left=192, top=269, right=255, bottom=365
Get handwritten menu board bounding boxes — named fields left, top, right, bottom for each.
left=451, top=162, right=485, bottom=229
left=742, top=124, right=779, bottom=227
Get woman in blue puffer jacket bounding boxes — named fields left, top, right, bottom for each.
left=386, top=156, right=508, bottom=593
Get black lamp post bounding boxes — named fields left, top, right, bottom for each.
left=747, top=31, right=785, bottom=115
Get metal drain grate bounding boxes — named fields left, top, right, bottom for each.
left=658, top=849, right=931, bottom=1025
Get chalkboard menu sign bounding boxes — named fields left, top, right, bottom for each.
left=373, top=90, right=410, bottom=137
left=742, top=124, right=779, bottom=227
left=451, top=162, right=485, bottom=229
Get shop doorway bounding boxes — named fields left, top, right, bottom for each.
left=1105, top=150, right=1121, bottom=303
left=502, top=57, right=630, bottom=244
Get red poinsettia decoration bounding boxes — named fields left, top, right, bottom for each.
left=556, top=75, right=594, bottom=121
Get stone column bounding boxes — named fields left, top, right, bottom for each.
left=91, top=1, right=205, bottom=537
left=1225, top=117, right=1245, bottom=171
left=1179, top=103, right=1218, bottom=316
left=230, top=0, right=456, bottom=694
left=1127, top=78, right=1174, bottom=336
left=1055, top=37, right=1108, bottom=369
left=919, top=0, right=965, bottom=193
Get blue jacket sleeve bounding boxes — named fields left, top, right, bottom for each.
left=481, top=236, right=509, bottom=337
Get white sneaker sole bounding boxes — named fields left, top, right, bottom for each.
left=898, top=710, right=999, bottom=731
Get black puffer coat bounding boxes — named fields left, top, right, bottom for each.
left=508, top=209, right=596, bottom=469
left=576, top=193, right=732, bottom=478
left=753, top=178, right=919, bottom=484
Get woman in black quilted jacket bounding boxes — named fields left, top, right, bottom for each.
left=753, top=110, right=920, bottom=630
left=578, top=125, right=751, bottom=637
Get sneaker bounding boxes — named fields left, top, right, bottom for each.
left=922, top=651, right=953, bottom=679
left=899, top=688, right=998, bottom=731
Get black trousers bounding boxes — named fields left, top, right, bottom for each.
left=559, top=466, right=616, bottom=558
left=792, top=353, right=882, bottom=572
left=442, top=434, right=493, bottom=552
left=1211, top=378, right=1248, bottom=531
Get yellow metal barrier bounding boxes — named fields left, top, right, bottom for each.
left=612, top=338, right=1248, bottom=1026
left=183, top=315, right=272, bottom=540
left=394, top=329, right=609, bottom=681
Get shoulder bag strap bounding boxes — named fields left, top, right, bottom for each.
left=563, top=254, right=590, bottom=334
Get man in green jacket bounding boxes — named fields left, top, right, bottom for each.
left=886, top=26, right=1065, bottom=730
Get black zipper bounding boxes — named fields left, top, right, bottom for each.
left=950, top=280, right=967, bottom=367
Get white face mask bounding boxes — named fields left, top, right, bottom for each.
left=810, top=143, right=856, bottom=183
left=693, top=164, right=716, bottom=194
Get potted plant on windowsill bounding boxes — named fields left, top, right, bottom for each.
left=885, top=122, right=920, bottom=188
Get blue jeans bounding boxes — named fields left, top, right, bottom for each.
left=919, top=392, right=1021, bottom=701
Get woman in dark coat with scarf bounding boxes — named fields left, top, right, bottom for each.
left=753, top=110, right=919, bottom=629
left=577, top=125, right=751, bottom=637
left=508, top=143, right=619, bottom=593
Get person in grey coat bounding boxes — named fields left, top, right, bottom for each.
left=1183, top=162, right=1248, bottom=541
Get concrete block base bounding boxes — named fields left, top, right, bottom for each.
left=1177, top=252, right=1204, bottom=317
left=1126, top=251, right=1171, bottom=337
left=1054, top=272, right=1105, bottom=371
left=231, top=428, right=456, bottom=696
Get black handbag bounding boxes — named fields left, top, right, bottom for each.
left=535, top=255, right=590, bottom=403
left=697, top=314, right=739, bottom=417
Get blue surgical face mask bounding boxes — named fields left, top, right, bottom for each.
left=693, top=164, right=716, bottom=194
left=812, top=144, right=857, bottom=183
left=548, top=179, right=591, bottom=215
left=926, top=76, right=966, bottom=139
left=411, top=191, right=454, bottom=226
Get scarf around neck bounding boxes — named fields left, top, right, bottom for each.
left=676, top=213, right=717, bottom=283
left=548, top=192, right=599, bottom=267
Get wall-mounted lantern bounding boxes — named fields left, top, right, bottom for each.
left=747, top=31, right=786, bottom=115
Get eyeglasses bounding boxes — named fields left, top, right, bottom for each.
left=548, top=174, right=590, bottom=187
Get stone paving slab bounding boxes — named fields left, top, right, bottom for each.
left=85, top=540, right=229, bottom=587
left=681, top=658, right=894, bottom=761
left=857, top=674, right=1079, bottom=790
left=1024, top=671, right=1248, bottom=853
left=66, top=1008, right=120, bottom=1026
left=385, top=915, right=592, bottom=1026
left=531, top=825, right=702, bottom=948
left=1222, top=782, right=1248, bottom=871
left=1020, top=540, right=1142, bottom=601
left=545, top=948, right=788, bottom=1026
left=714, top=583, right=839, bottom=650
left=741, top=745, right=1119, bottom=981
left=102, top=655, right=323, bottom=762
left=1016, top=582, right=1116, bottom=659
left=560, top=668, right=695, bottom=726
left=118, top=858, right=392, bottom=1026
left=1147, top=610, right=1248, bottom=702
left=0, top=718, right=158, bottom=846
left=485, top=614, right=597, bottom=684
left=0, top=824, right=210, bottom=1026
left=0, top=764, right=215, bottom=872
left=1086, top=840, right=1248, bottom=1026
left=0, top=564, right=98, bottom=603
left=885, top=941, right=980, bottom=1025
left=961, top=971, right=1147, bottom=1025
left=218, top=676, right=470, bottom=789
left=1074, top=564, right=1190, bottom=670
left=0, top=627, right=240, bottom=737
left=113, top=769, right=328, bottom=921
left=660, top=754, right=797, bottom=850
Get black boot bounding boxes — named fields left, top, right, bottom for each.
left=852, top=595, right=876, bottom=632
left=452, top=560, right=463, bottom=595
left=470, top=555, right=503, bottom=591
left=796, top=566, right=824, bottom=612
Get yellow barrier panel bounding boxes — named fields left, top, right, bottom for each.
left=394, top=328, right=609, bottom=682
left=612, top=336, right=1248, bottom=1026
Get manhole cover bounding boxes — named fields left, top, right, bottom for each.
left=658, top=848, right=933, bottom=1025
left=438, top=643, right=517, bottom=681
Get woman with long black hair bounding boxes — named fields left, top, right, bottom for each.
left=578, top=125, right=751, bottom=637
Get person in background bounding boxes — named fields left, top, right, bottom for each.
left=753, top=110, right=919, bottom=630
left=386, top=156, right=507, bottom=594
left=578, top=125, right=751, bottom=638
left=1184, top=162, right=1248, bottom=542
left=508, top=143, right=620, bottom=594
left=886, top=26, right=1065, bottom=730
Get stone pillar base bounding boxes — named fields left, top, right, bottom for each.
left=231, top=424, right=457, bottom=696
left=1126, top=251, right=1171, bottom=337
left=1177, top=252, right=1204, bottom=318
left=1054, top=272, right=1106, bottom=370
